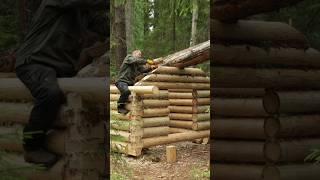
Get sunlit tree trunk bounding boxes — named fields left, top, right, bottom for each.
left=190, top=0, right=198, bottom=46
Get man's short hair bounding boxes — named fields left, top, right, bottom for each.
left=132, top=50, right=142, bottom=56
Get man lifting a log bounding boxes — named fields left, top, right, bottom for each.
left=115, top=50, right=161, bottom=114
left=15, top=0, right=107, bottom=168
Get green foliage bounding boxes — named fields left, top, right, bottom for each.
left=111, top=0, right=210, bottom=79
left=0, top=0, right=21, bottom=52
left=189, top=163, right=210, bottom=180
left=305, top=149, right=320, bottom=164
left=266, top=0, right=320, bottom=49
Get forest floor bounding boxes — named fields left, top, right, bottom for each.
left=111, top=141, right=210, bottom=180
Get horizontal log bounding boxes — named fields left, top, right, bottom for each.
left=263, top=90, right=320, bottom=114
left=142, top=117, right=170, bottom=127
left=263, top=164, right=320, bottom=180
left=0, top=102, right=67, bottom=127
left=213, top=66, right=320, bottom=88
left=197, top=98, right=210, bottom=105
left=111, top=99, right=169, bottom=109
left=169, top=105, right=209, bottom=113
left=143, top=108, right=169, bottom=117
left=168, top=92, right=194, bottom=99
left=213, top=118, right=266, bottom=140
left=0, top=78, right=109, bottom=103
left=212, top=140, right=266, bottom=163
left=197, top=90, right=210, bottom=98
left=137, top=81, right=210, bottom=90
left=192, top=121, right=210, bottom=130
left=152, top=66, right=207, bottom=76
left=213, top=88, right=265, bottom=97
left=213, top=1, right=304, bottom=25
left=213, top=98, right=268, bottom=117
left=169, top=99, right=195, bottom=106
left=0, top=73, right=16, bottom=78
left=143, top=126, right=169, bottom=138
left=6, top=155, right=64, bottom=180
left=0, top=126, right=64, bottom=155
left=265, top=115, right=320, bottom=138
left=110, top=85, right=159, bottom=94
left=111, top=126, right=169, bottom=140
left=265, top=138, right=320, bottom=163
left=213, top=45, right=320, bottom=68
left=213, top=163, right=264, bottom=180
left=110, top=90, right=169, bottom=99
left=142, top=99, right=170, bottom=107
left=169, top=128, right=195, bottom=134
left=143, top=130, right=209, bottom=147
left=169, top=113, right=210, bottom=122
left=142, top=74, right=210, bottom=83
left=169, top=120, right=194, bottom=129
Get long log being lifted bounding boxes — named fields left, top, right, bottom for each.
left=158, top=41, right=210, bottom=68
left=212, top=20, right=309, bottom=48
left=213, top=45, right=320, bottom=68
left=212, top=0, right=304, bottom=22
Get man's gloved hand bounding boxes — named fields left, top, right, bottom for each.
left=150, top=65, right=157, bottom=70
left=147, top=59, right=154, bottom=65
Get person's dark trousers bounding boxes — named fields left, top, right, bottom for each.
left=16, top=63, right=64, bottom=151
left=115, top=81, right=131, bottom=109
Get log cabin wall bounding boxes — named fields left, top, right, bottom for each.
left=110, top=66, right=210, bottom=156
left=0, top=78, right=107, bottom=180
left=212, top=1, right=320, bottom=179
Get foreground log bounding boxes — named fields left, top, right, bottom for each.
left=137, top=81, right=210, bottom=90
left=213, top=163, right=264, bottom=180
left=213, top=88, right=265, bottom=97
left=7, top=155, right=65, bottom=180
left=143, top=130, right=209, bottom=147
left=0, top=78, right=109, bottom=103
left=213, top=118, right=266, bottom=140
left=110, top=85, right=159, bottom=94
left=265, top=115, right=320, bottom=138
left=213, top=140, right=266, bottom=163
left=169, top=105, right=209, bottom=113
left=213, top=1, right=304, bottom=22
left=213, top=98, right=268, bottom=117
left=213, top=45, right=320, bottom=68
left=263, top=90, right=320, bottom=114
left=213, top=67, right=320, bottom=88
left=0, top=102, right=69, bottom=127
left=265, top=138, right=320, bottom=163
left=160, top=41, right=210, bottom=68
left=263, top=164, right=320, bottom=180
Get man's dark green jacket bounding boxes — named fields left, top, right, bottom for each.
left=16, top=0, right=107, bottom=76
left=116, top=55, right=148, bottom=85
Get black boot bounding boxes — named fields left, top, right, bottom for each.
left=117, top=103, right=129, bottom=114
left=24, top=148, right=58, bottom=168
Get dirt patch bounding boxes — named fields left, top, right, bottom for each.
left=112, top=141, right=210, bottom=180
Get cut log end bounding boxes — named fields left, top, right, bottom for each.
left=263, top=90, right=280, bottom=114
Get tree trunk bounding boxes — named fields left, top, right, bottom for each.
left=114, top=2, right=127, bottom=69
left=190, top=0, right=199, bottom=46
left=125, top=0, right=133, bottom=51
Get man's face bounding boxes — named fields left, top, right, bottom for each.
left=136, top=51, right=142, bottom=58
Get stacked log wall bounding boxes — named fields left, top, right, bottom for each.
left=211, top=13, right=320, bottom=179
left=0, top=77, right=107, bottom=180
